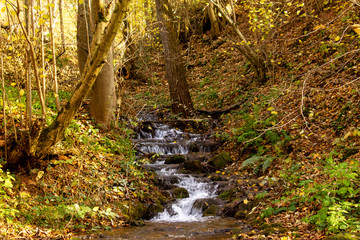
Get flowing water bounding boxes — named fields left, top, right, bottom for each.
left=88, top=114, right=247, bottom=239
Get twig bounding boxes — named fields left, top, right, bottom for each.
left=12, top=0, right=47, bottom=119
left=244, top=112, right=300, bottom=144
left=299, top=49, right=360, bottom=131
left=1, top=56, right=7, bottom=162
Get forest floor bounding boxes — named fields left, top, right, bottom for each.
left=1, top=0, right=360, bottom=239
left=129, top=1, right=360, bottom=239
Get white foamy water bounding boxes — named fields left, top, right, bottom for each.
left=152, top=174, right=217, bottom=222
left=136, top=120, right=218, bottom=222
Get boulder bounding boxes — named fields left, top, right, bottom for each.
left=182, top=160, right=204, bottom=173
left=209, top=152, right=232, bottom=170
left=165, top=155, right=186, bottom=164
left=171, top=187, right=189, bottom=199
left=185, top=152, right=212, bottom=162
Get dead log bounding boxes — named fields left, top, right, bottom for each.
left=197, top=100, right=245, bottom=118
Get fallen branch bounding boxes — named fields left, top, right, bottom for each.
left=197, top=100, right=246, bottom=117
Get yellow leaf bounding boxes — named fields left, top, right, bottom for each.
left=271, top=111, right=278, bottom=115
left=36, top=171, right=44, bottom=181
left=344, top=131, right=352, bottom=139
left=314, top=24, right=325, bottom=30
left=334, top=36, right=340, bottom=42
left=10, top=82, right=16, bottom=87
left=1, top=7, right=5, bottom=12
left=19, top=89, right=25, bottom=96
left=215, top=170, right=221, bottom=174
left=352, top=24, right=360, bottom=36
left=243, top=199, right=249, bottom=204
left=38, top=18, right=46, bottom=26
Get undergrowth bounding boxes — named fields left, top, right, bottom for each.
left=0, top=109, right=161, bottom=238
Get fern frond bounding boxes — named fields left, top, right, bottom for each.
left=241, top=156, right=264, bottom=169
left=262, top=156, right=276, bottom=172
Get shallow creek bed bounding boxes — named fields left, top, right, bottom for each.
left=76, top=112, right=260, bottom=239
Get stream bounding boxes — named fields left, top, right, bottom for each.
left=87, top=113, right=249, bottom=239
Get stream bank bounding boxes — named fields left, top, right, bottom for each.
left=75, top=111, right=270, bottom=239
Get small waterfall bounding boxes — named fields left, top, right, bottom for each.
left=135, top=120, right=218, bottom=222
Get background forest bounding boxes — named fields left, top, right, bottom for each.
left=1, top=0, right=360, bottom=238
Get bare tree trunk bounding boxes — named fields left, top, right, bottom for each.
left=155, top=0, right=194, bottom=116
left=59, top=0, right=66, bottom=51
left=24, top=0, right=33, bottom=128
left=208, top=2, right=220, bottom=37
left=210, top=0, right=267, bottom=83
left=49, top=0, right=60, bottom=111
left=77, top=0, right=116, bottom=129
left=7, top=0, right=131, bottom=169
left=89, top=0, right=116, bottom=129
left=40, top=0, right=46, bottom=99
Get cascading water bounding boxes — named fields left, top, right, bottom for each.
left=77, top=113, right=251, bottom=239
left=152, top=164, right=217, bottom=222
left=134, top=121, right=218, bottom=222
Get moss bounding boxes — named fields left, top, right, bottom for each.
left=209, top=174, right=224, bottom=181
left=165, top=155, right=185, bottom=164
left=203, top=205, right=218, bottom=216
left=219, top=188, right=236, bottom=200
left=172, top=187, right=189, bottom=198
left=209, top=152, right=232, bottom=170
left=182, top=160, right=203, bottom=173
left=116, top=200, right=146, bottom=224
left=234, top=210, right=247, bottom=219
left=325, top=233, right=360, bottom=240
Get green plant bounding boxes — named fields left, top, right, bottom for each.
left=286, top=156, right=360, bottom=233
left=0, top=167, right=18, bottom=223
left=241, top=155, right=276, bottom=174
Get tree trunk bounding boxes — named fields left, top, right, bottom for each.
left=7, top=0, right=131, bottom=169
left=77, top=0, right=116, bottom=129
left=208, top=2, right=220, bottom=37
left=155, top=0, right=194, bottom=116
left=210, top=0, right=267, bottom=83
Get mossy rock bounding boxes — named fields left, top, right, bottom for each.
left=209, top=152, right=232, bottom=170
left=172, top=187, right=189, bottom=198
left=165, top=155, right=186, bottom=164
left=144, top=200, right=165, bottom=220
left=188, top=143, right=200, bottom=152
left=234, top=210, right=248, bottom=219
left=219, top=188, right=236, bottom=200
left=182, top=160, right=204, bottom=173
left=203, top=205, right=219, bottom=216
left=116, top=200, right=146, bottom=225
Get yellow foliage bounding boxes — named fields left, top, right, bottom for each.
left=352, top=24, right=360, bottom=36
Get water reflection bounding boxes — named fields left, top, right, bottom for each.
left=94, top=218, right=246, bottom=239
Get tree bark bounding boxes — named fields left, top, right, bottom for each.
left=7, top=0, right=131, bottom=169
left=210, top=0, right=267, bottom=83
left=155, top=0, right=194, bottom=116
left=77, top=0, right=116, bottom=129
left=208, top=2, right=220, bottom=37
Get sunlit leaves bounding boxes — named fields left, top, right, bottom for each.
left=38, top=18, right=46, bottom=25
